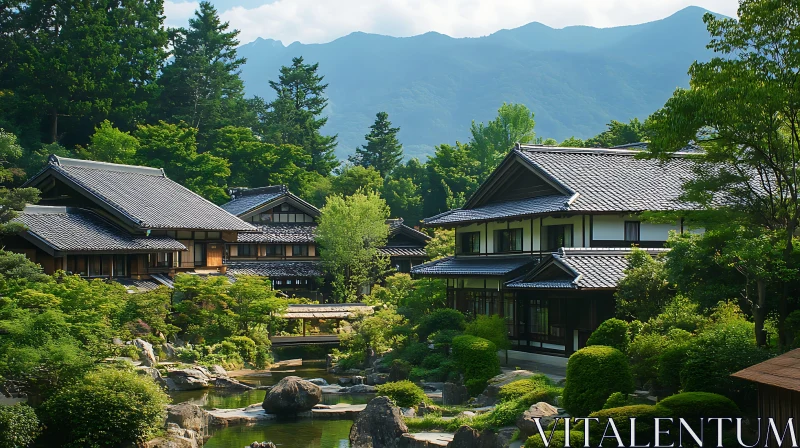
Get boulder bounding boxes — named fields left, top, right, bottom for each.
left=366, top=373, right=389, bottom=386
left=213, top=377, right=254, bottom=390
left=495, top=427, right=518, bottom=448
left=338, top=377, right=353, bottom=386
left=261, top=376, right=321, bottom=415
left=352, top=375, right=365, bottom=385
left=442, top=383, right=469, bottom=406
left=249, top=443, right=277, bottom=448
left=307, top=378, right=328, bottom=386
left=516, top=402, right=560, bottom=439
left=473, top=370, right=537, bottom=407
left=166, top=403, right=207, bottom=432
left=133, top=338, right=158, bottom=367
left=162, top=343, right=177, bottom=360
left=447, top=426, right=497, bottom=448
left=209, top=365, right=228, bottom=377
left=349, top=396, right=407, bottom=448
left=138, top=367, right=166, bottom=387
left=347, top=384, right=377, bottom=393
left=400, top=407, right=416, bottom=417
left=167, top=369, right=210, bottom=391
left=193, top=365, right=213, bottom=378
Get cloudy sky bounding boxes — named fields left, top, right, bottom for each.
left=164, top=0, right=739, bottom=46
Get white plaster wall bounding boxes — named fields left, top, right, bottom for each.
left=541, top=215, right=587, bottom=247
left=592, top=215, right=626, bottom=240
left=640, top=221, right=680, bottom=241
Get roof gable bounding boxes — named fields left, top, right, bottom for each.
left=24, top=156, right=254, bottom=232
left=222, top=185, right=320, bottom=219
left=732, top=348, right=800, bottom=392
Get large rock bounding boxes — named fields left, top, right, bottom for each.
left=145, top=423, right=200, bottom=448
left=307, top=378, right=328, bottom=386
left=473, top=370, right=537, bottom=407
left=349, top=396, right=407, bottom=448
left=162, top=343, right=177, bottom=360
left=167, top=368, right=210, bottom=391
left=442, top=383, right=469, bottom=406
left=347, top=384, right=377, bottom=393
left=213, top=377, right=254, bottom=390
left=367, top=373, right=389, bottom=385
left=138, top=366, right=166, bottom=387
left=133, top=338, right=158, bottom=367
left=447, top=426, right=497, bottom=448
left=495, top=427, right=518, bottom=448
left=261, top=376, right=321, bottom=415
left=516, top=402, right=560, bottom=439
left=166, top=403, right=207, bottom=432
left=209, top=365, right=228, bottom=377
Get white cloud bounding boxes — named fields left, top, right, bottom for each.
left=164, top=0, right=200, bottom=28
left=165, top=0, right=739, bottom=45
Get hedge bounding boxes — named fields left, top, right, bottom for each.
left=656, top=392, right=741, bottom=419
left=586, top=318, right=630, bottom=353
left=376, top=380, right=429, bottom=408
left=588, top=404, right=668, bottom=446
left=497, top=375, right=556, bottom=402
left=562, top=345, right=634, bottom=416
left=0, top=403, right=40, bottom=448
left=452, top=334, right=500, bottom=396
left=525, top=431, right=586, bottom=448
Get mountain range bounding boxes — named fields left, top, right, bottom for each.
left=237, top=6, right=722, bottom=160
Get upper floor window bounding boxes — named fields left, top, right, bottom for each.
left=543, top=225, right=573, bottom=251
left=624, top=221, right=641, bottom=242
left=264, top=245, right=284, bottom=256
left=238, top=244, right=256, bottom=257
left=494, top=228, right=523, bottom=253
left=293, top=245, right=309, bottom=256
left=460, top=232, right=481, bottom=254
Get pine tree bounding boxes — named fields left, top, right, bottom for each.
left=156, top=1, right=251, bottom=141
left=259, top=57, right=338, bottom=176
left=350, top=111, right=403, bottom=177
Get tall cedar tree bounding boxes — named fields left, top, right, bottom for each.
left=1, top=0, right=167, bottom=147
left=156, top=1, right=251, bottom=144
left=646, top=0, right=800, bottom=346
left=350, top=112, right=403, bottom=177
left=259, top=57, right=338, bottom=176
left=0, top=130, right=39, bottom=233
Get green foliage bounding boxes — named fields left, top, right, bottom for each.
left=657, top=340, right=691, bottom=395
left=418, top=308, right=465, bottom=342
left=255, top=345, right=272, bottom=369
left=338, top=308, right=405, bottom=365
left=316, top=191, right=390, bottom=302
left=400, top=342, right=429, bottom=365
left=586, top=318, right=630, bottom=353
left=615, top=248, right=672, bottom=321
left=497, top=375, right=556, bottom=402
left=0, top=403, right=40, bottom=448
left=562, top=345, right=634, bottom=417
left=452, top=335, right=500, bottom=396
left=425, top=141, right=480, bottom=215
left=525, top=431, right=585, bottom=448
left=587, top=405, right=667, bottom=446
left=465, top=315, right=511, bottom=351
left=375, top=380, right=429, bottom=408
left=603, top=392, right=631, bottom=409
left=468, top=103, right=536, bottom=180
left=40, top=368, right=169, bottom=448
left=82, top=120, right=138, bottom=164
left=330, top=165, right=384, bottom=197
left=351, top=111, right=403, bottom=177
left=425, top=228, right=455, bottom=261
left=585, top=118, right=645, bottom=147
left=656, top=392, right=740, bottom=419
left=224, top=335, right=258, bottom=363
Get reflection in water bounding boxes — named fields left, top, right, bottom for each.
left=203, top=419, right=352, bottom=448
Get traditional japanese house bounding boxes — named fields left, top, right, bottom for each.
left=6, top=156, right=254, bottom=289
left=221, top=186, right=323, bottom=298
left=381, top=218, right=430, bottom=273
left=412, top=144, right=701, bottom=357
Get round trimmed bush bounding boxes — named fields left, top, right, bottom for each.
left=40, top=368, right=169, bottom=447
left=452, top=334, right=500, bottom=396
left=376, top=380, right=429, bottom=408
left=586, top=318, right=630, bottom=353
left=562, top=345, right=634, bottom=416
left=225, top=335, right=257, bottom=363
left=602, top=392, right=631, bottom=409
left=588, top=404, right=668, bottom=446
left=497, top=375, right=556, bottom=402
left=0, top=403, right=40, bottom=448
left=656, top=392, right=741, bottom=419
left=418, top=309, right=465, bottom=341
left=525, top=431, right=585, bottom=448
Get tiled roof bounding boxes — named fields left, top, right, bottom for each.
left=423, top=194, right=573, bottom=225
left=505, top=247, right=670, bottom=289
left=424, top=146, right=698, bottom=226
left=225, top=261, right=323, bottom=278
left=387, top=218, right=430, bottom=241
left=237, top=224, right=317, bottom=244
left=117, top=278, right=162, bottom=293
left=15, top=206, right=186, bottom=253
left=283, top=303, right=373, bottom=319
left=732, top=348, right=800, bottom=392
left=379, top=247, right=428, bottom=257
left=25, top=156, right=254, bottom=231
left=221, top=185, right=320, bottom=218
left=411, top=255, right=538, bottom=277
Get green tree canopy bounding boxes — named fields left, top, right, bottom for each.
left=585, top=118, right=645, bottom=147
left=468, top=102, right=535, bottom=180
left=350, top=111, right=403, bottom=177
left=330, top=165, right=383, bottom=197
left=81, top=120, right=139, bottom=164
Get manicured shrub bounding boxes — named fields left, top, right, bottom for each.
left=421, top=353, right=447, bottom=370
left=254, top=345, right=272, bottom=369
left=628, top=332, right=669, bottom=389
left=465, top=315, right=511, bottom=350
left=400, top=342, right=430, bottom=365
left=520, top=388, right=561, bottom=407
left=418, top=308, right=465, bottom=341
left=452, top=335, right=500, bottom=396
left=40, top=368, right=169, bottom=448
left=0, top=403, right=40, bottom=448
left=497, top=375, right=556, bottom=402
left=562, top=345, right=634, bottom=417
left=389, top=359, right=412, bottom=381
left=586, top=318, right=630, bottom=353
left=657, top=342, right=690, bottom=394
left=656, top=392, right=741, bottom=419
left=602, top=392, right=631, bottom=409
left=225, top=335, right=257, bottom=363
left=588, top=405, right=668, bottom=446
left=376, top=380, right=429, bottom=408
left=525, top=431, right=585, bottom=448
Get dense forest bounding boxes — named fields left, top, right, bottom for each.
left=0, top=0, right=645, bottom=224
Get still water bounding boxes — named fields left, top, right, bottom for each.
left=169, top=360, right=359, bottom=448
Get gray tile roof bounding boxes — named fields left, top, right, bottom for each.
left=411, top=255, right=538, bottom=277
left=387, top=218, right=430, bottom=241
left=221, top=185, right=320, bottom=218
left=225, top=261, right=323, bottom=278
left=25, top=156, right=254, bottom=231
left=237, top=224, right=317, bottom=244
left=505, top=247, right=670, bottom=289
left=15, top=206, right=186, bottom=253
left=424, top=146, right=698, bottom=226
left=379, top=247, right=428, bottom=257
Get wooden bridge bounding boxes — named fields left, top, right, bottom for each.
left=269, top=303, right=373, bottom=347
left=269, top=335, right=340, bottom=347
